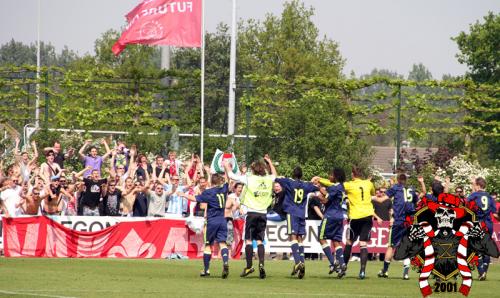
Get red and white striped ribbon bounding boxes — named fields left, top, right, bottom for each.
left=419, top=222, right=435, bottom=297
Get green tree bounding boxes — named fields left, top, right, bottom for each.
left=0, top=39, right=78, bottom=67
left=238, top=0, right=344, bottom=80
left=453, top=12, right=499, bottom=84
left=453, top=12, right=499, bottom=162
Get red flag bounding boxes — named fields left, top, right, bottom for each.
left=112, top=0, right=202, bottom=55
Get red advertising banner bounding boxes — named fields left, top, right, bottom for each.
left=112, top=0, right=202, bottom=55
left=2, top=216, right=243, bottom=259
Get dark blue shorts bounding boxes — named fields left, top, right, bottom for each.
left=318, top=218, right=343, bottom=242
left=205, top=219, right=228, bottom=245
left=286, top=214, right=306, bottom=236
left=389, top=223, right=407, bottom=247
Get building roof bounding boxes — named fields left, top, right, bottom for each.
left=371, top=146, right=437, bottom=174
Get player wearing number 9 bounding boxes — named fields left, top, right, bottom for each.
left=467, top=177, right=497, bottom=281
left=342, top=166, right=376, bottom=280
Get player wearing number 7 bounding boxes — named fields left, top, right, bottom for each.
left=342, top=166, right=376, bottom=280
left=377, top=173, right=418, bottom=280
left=467, top=177, right=496, bottom=281
left=275, top=167, right=319, bottom=279
left=180, top=173, right=231, bottom=279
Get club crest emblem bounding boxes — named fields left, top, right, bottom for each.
left=395, top=193, right=499, bottom=297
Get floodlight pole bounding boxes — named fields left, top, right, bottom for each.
left=227, top=0, right=237, bottom=149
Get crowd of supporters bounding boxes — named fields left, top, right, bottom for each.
left=0, top=138, right=499, bottom=227
left=0, top=138, right=246, bottom=218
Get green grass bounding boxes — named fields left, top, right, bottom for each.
left=0, top=258, right=498, bottom=297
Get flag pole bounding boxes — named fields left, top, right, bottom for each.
left=227, top=0, right=237, bottom=150
left=200, top=0, right=205, bottom=162
left=35, top=0, right=41, bottom=129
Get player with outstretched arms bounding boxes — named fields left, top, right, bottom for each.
left=224, top=155, right=276, bottom=279
left=275, top=166, right=319, bottom=279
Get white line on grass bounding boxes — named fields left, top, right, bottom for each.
left=0, top=290, right=77, bottom=298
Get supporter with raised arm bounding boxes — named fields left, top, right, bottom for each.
left=101, top=181, right=122, bottom=216
left=74, top=166, right=107, bottom=216
left=44, top=141, right=74, bottom=169
left=79, top=139, right=112, bottom=177
left=40, top=150, right=64, bottom=182
left=145, top=179, right=169, bottom=217
left=15, top=139, right=38, bottom=183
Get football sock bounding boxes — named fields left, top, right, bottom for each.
left=343, top=244, right=352, bottom=266
left=403, top=258, right=410, bottom=276
left=321, top=244, right=335, bottom=266
left=483, top=256, right=490, bottom=273
left=383, top=261, right=391, bottom=272
left=221, top=247, right=229, bottom=264
left=335, top=246, right=345, bottom=266
left=245, top=244, right=253, bottom=269
left=298, top=244, right=305, bottom=263
left=291, top=241, right=300, bottom=264
left=477, top=257, right=484, bottom=275
left=360, top=246, right=368, bottom=274
left=203, top=252, right=211, bottom=272
left=257, top=244, right=265, bottom=267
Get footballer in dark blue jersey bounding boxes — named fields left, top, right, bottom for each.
left=316, top=168, right=348, bottom=278
left=275, top=166, right=318, bottom=279
left=181, top=174, right=231, bottom=279
left=468, top=177, right=497, bottom=281
left=378, top=174, right=418, bottom=280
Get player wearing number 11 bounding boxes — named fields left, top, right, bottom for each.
left=180, top=174, right=231, bottom=279
left=275, top=166, right=319, bottom=279
left=467, top=177, right=496, bottom=281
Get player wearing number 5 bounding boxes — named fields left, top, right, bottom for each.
left=342, top=167, right=376, bottom=280
left=275, top=167, right=319, bottom=279
left=377, top=174, right=418, bottom=280
left=180, top=174, right=231, bottom=279
left=467, top=177, right=496, bottom=281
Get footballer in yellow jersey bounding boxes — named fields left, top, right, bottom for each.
left=342, top=167, right=376, bottom=280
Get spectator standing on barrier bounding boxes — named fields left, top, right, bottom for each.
left=44, top=141, right=74, bottom=169
left=101, top=181, right=122, bottom=216
left=75, top=166, right=107, bottom=216
left=224, top=155, right=277, bottom=279
left=79, top=139, right=112, bottom=177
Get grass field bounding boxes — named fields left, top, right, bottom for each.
left=0, top=258, right=499, bottom=297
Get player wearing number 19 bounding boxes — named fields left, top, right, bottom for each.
left=275, top=166, right=319, bottom=279
left=378, top=174, right=418, bottom=280
left=467, top=177, right=496, bottom=281
left=180, top=174, right=230, bottom=279
left=342, top=166, right=376, bottom=280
